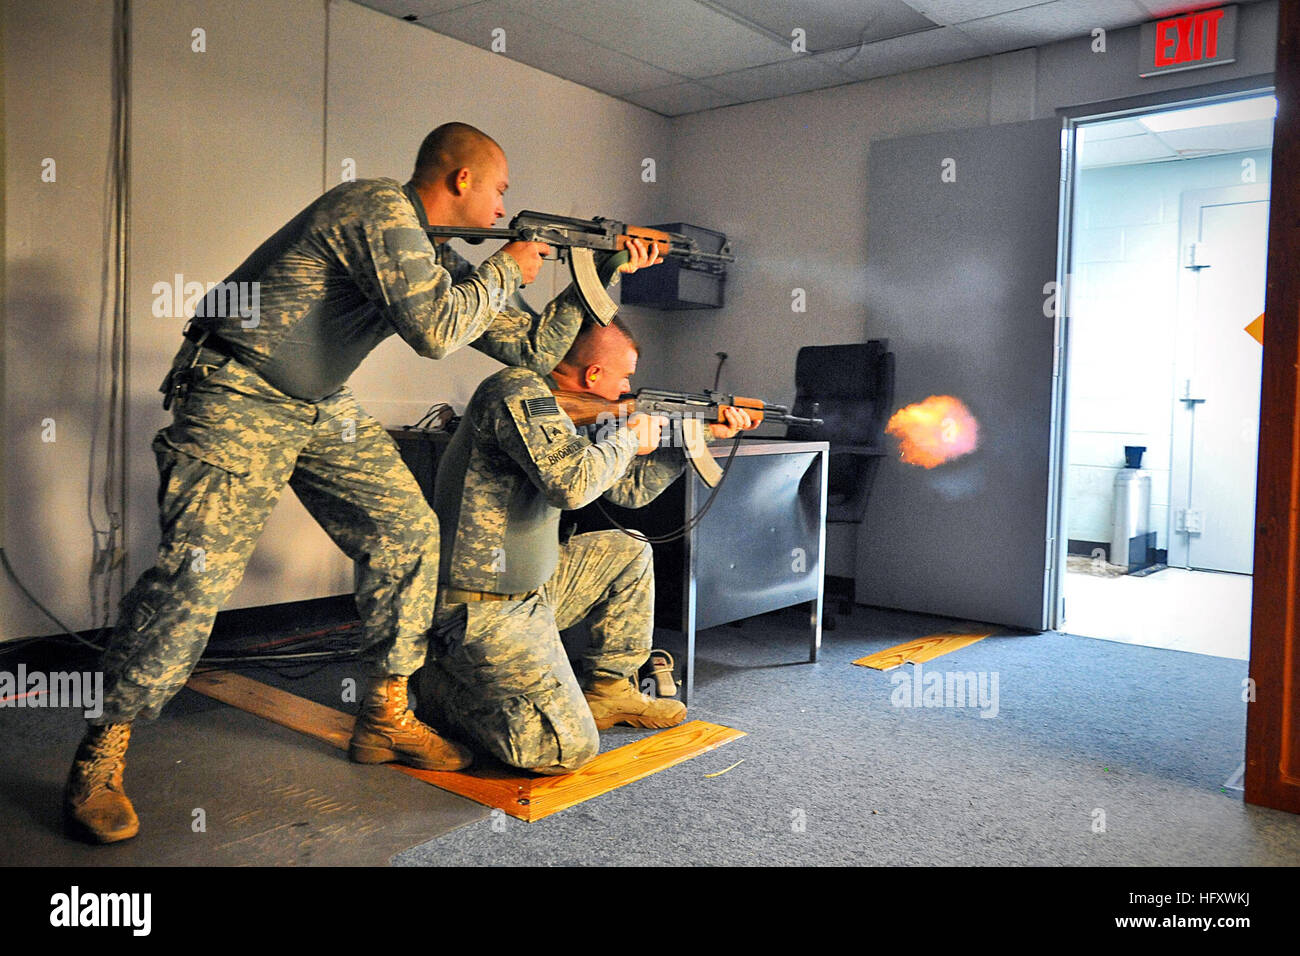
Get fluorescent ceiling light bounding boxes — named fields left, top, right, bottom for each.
left=1139, top=96, right=1277, bottom=134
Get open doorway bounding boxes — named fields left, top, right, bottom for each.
left=1057, top=93, right=1275, bottom=661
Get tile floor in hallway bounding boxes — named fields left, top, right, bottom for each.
left=1061, top=566, right=1252, bottom=660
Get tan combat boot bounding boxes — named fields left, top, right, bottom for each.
left=641, top=649, right=678, bottom=698
left=64, top=723, right=139, bottom=844
left=348, top=675, right=473, bottom=771
left=583, top=676, right=687, bottom=730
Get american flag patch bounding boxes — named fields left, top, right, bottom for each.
left=522, top=396, right=561, bottom=419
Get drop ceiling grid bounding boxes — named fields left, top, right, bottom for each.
left=355, top=0, right=1269, bottom=117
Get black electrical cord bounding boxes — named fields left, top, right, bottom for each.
left=86, top=0, right=131, bottom=631
left=712, top=352, right=728, bottom=391
left=595, top=435, right=742, bottom=544
left=0, top=548, right=108, bottom=654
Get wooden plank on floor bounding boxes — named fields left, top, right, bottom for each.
left=188, top=669, right=355, bottom=746
left=519, top=722, right=744, bottom=821
left=398, top=721, right=746, bottom=822
left=853, top=631, right=994, bottom=670
left=187, top=670, right=744, bottom=822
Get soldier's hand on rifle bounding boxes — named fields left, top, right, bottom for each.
left=501, top=241, right=552, bottom=285
left=616, top=236, right=664, bottom=273
left=627, top=413, right=667, bottom=455
left=709, top=405, right=755, bottom=440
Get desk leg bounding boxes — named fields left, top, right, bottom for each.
left=810, top=446, right=827, bottom=663
left=809, top=597, right=822, bottom=663
left=681, top=622, right=696, bottom=707
left=680, top=561, right=698, bottom=708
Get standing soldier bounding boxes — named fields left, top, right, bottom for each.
left=414, top=320, right=753, bottom=774
left=64, top=122, right=663, bottom=843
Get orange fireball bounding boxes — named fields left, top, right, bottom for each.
left=886, top=395, right=979, bottom=469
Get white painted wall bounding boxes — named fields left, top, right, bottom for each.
left=1, top=0, right=668, bottom=641
left=4, top=0, right=119, bottom=641
left=126, top=0, right=335, bottom=617
left=327, top=0, right=670, bottom=426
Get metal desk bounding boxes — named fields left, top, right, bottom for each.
left=572, top=439, right=828, bottom=704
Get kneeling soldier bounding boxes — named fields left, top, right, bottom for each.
left=415, top=320, right=752, bottom=773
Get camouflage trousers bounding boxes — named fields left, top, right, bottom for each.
left=93, top=347, right=439, bottom=725
left=415, top=531, right=653, bottom=774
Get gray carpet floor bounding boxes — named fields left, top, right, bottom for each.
left=5, top=602, right=1297, bottom=867
left=393, top=604, right=1300, bottom=866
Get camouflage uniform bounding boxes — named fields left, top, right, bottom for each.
left=95, top=179, right=594, bottom=725
left=415, top=366, right=686, bottom=773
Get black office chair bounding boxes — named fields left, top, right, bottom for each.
left=785, top=341, right=895, bottom=626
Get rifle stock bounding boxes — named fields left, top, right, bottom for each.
left=551, top=391, right=639, bottom=427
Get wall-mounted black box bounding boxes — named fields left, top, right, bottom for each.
left=620, top=222, right=728, bottom=310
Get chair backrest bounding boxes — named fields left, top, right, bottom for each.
left=787, top=340, right=894, bottom=447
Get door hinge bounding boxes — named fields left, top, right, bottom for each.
left=1176, top=508, right=1205, bottom=534
left=1185, top=242, right=1213, bottom=269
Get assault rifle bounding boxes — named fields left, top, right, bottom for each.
left=552, top=387, right=822, bottom=488
left=426, top=211, right=733, bottom=326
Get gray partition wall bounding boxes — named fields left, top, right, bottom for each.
left=856, top=118, right=1062, bottom=631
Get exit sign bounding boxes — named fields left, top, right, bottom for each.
left=1139, top=5, right=1238, bottom=77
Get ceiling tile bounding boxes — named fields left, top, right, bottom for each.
left=356, top=0, right=484, bottom=18
left=1078, top=132, right=1177, bottom=167
left=1131, top=0, right=1240, bottom=17
left=1154, top=119, right=1275, bottom=155
left=902, top=1, right=1047, bottom=25
left=622, top=81, right=739, bottom=117
left=953, top=0, right=1149, bottom=53
left=701, top=50, right=859, bottom=101
left=519, top=0, right=792, bottom=76
left=835, top=25, right=984, bottom=80
left=416, top=1, right=523, bottom=49
left=1078, top=118, right=1150, bottom=142
left=707, top=0, right=938, bottom=52
left=421, top=1, right=681, bottom=95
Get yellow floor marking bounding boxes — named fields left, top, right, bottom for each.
left=852, top=631, right=995, bottom=670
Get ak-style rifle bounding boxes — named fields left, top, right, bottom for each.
left=552, top=387, right=822, bottom=488
left=426, top=211, right=733, bottom=326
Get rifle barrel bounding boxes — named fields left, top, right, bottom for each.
left=766, top=413, right=823, bottom=428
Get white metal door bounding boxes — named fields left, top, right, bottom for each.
left=1170, top=184, right=1269, bottom=573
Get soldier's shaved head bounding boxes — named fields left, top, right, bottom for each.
left=412, top=122, right=504, bottom=187
left=552, top=318, right=640, bottom=400
left=557, top=319, right=639, bottom=373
